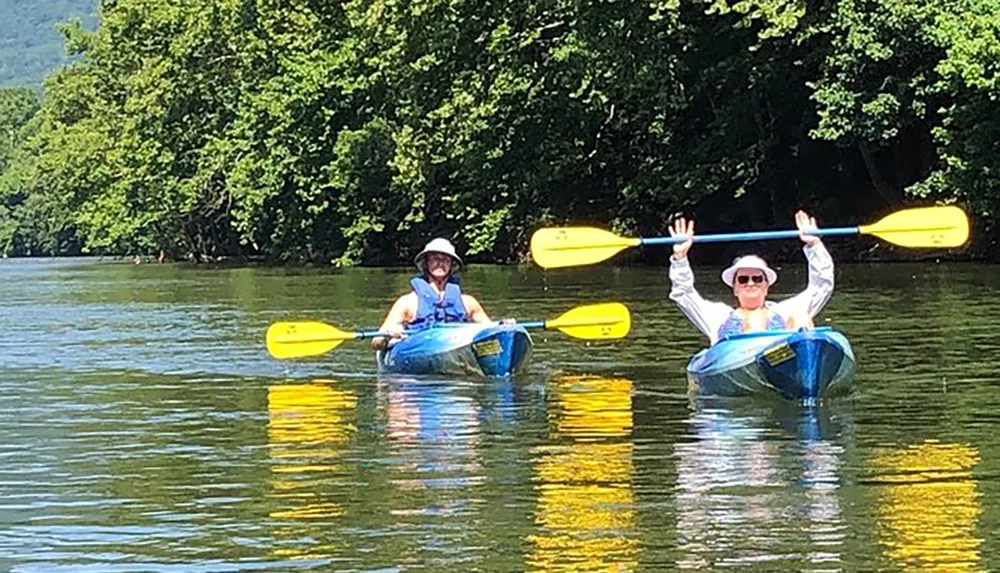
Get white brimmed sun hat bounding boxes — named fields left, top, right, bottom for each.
left=414, top=238, right=463, bottom=272
left=721, top=255, right=778, bottom=286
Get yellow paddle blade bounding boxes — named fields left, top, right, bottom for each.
left=530, top=227, right=642, bottom=269
left=266, top=321, right=359, bottom=359
left=545, top=302, right=631, bottom=340
left=860, top=205, right=969, bottom=248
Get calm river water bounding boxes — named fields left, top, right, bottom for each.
left=2, top=256, right=999, bottom=572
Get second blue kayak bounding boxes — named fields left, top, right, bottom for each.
left=686, top=327, right=855, bottom=401
left=376, top=322, right=532, bottom=377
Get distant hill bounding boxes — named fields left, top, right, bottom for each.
left=0, top=0, right=99, bottom=87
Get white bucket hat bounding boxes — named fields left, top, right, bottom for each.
left=414, top=238, right=463, bottom=272
left=721, top=255, right=778, bottom=286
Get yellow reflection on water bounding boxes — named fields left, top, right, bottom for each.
left=528, top=375, right=638, bottom=573
left=267, top=380, right=357, bottom=559
left=874, top=441, right=983, bottom=572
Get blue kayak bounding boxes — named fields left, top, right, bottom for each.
left=686, top=327, right=855, bottom=401
left=376, top=322, right=532, bottom=377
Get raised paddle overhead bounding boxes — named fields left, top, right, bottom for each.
left=856, top=206, right=969, bottom=249
left=530, top=205, right=970, bottom=269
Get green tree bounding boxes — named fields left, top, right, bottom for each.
left=2, top=0, right=997, bottom=262
left=809, top=0, right=1000, bottom=247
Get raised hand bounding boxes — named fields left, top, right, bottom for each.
left=795, top=211, right=820, bottom=246
left=669, top=217, right=695, bottom=260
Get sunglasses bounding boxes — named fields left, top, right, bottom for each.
left=736, top=274, right=766, bottom=285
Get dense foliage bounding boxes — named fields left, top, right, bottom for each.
left=0, top=0, right=997, bottom=263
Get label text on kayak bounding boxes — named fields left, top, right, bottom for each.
left=473, top=340, right=503, bottom=357
left=763, top=344, right=796, bottom=366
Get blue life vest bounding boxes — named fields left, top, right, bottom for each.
left=717, top=309, right=786, bottom=340
left=408, top=276, right=469, bottom=330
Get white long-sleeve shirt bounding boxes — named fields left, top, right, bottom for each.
left=669, top=242, right=835, bottom=345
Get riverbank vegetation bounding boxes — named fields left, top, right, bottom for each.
left=1, top=0, right=997, bottom=264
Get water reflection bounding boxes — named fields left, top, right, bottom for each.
left=528, top=374, right=639, bottom=572
left=267, top=381, right=357, bottom=559
left=674, top=399, right=849, bottom=569
left=5, top=260, right=1000, bottom=572
left=368, top=378, right=492, bottom=569
left=379, top=378, right=484, bottom=491
left=873, top=441, right=983, bottom=572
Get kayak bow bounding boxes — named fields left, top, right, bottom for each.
left=686, top=327, right=856, bottom=401
left=376, top=322, right=532, bottom=377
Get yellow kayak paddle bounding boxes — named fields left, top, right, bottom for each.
left=530, top=205, right=969, bottom=269
left=266, top=302, right=631, bottom=360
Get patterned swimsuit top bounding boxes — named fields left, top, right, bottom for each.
left=716, top=308, right=786, bottom=341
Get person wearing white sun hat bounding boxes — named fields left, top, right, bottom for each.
left=667, top=210, right=835, bottom=345
left=371, top=238, right=494, bottom=350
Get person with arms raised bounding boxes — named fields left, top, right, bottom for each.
left=668, top=211, right=834, bottom=345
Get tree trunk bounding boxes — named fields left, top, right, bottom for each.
left=858, top=140, right=902, bottom=206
